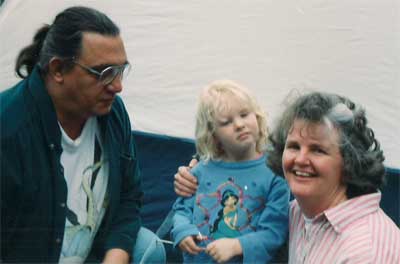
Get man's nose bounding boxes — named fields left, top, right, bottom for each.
left=106, top=76, right=123, bottom=93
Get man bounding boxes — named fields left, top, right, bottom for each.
left=0, top=6, right=164, bottom=263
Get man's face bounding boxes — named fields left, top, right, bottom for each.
left=62, top=32, right=128, bottom=118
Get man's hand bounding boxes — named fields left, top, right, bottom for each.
left=205, top=238, right=242, bottom=263
left=174, top=159, right=198, bottom=197
left=102, top=248, right=129, bottom=264
left=179, top=235, right=205, bottom=255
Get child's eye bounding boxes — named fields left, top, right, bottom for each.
left=240, top=112, right=249, bottom=118
left=219, top=120, right=231, bottom=126
left=285, top=142, right=299, bottom=150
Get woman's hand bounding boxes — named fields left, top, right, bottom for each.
left=174, top=159, right=198, bottom=197
left=205, top=238, right=242, bottom=263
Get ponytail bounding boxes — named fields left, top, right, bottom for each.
left=15, top=24, right=50, bottom=78
left=14, top=6, right=120, bottom=79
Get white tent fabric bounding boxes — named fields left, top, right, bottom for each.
left=0, top=0, right=399, bottom=168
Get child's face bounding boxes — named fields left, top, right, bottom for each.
left=213, top=96, right=260, bottom=161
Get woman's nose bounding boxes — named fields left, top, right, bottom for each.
left=294, top=149, right=310, bottom=165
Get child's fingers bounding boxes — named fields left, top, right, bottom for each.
left=188, top=243, right=204, bottom=255
left=205, top=241, right=215, bottom=255
left=179, top=236, right=204, bottom=255
left=195, top=234, right=208, bottom=241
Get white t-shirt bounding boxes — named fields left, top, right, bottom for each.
left=58, top=117, right=109, bottom=263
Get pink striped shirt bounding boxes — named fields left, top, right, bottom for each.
left=289, top=192, right=400, bottom=264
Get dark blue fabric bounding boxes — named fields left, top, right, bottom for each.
left=381, top=167, right=400, bottom=227
left=133, top=131, right=196, bottom=232
left=134, top=131, right=196, bottom=263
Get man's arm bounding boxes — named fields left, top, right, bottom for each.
left=103, top=135, right=142, bottom=261
left=103, top=99, right=143, bottom=261
left=1, top=142, right=18, bottom=261
left=174, top=159, right=198, bottom=197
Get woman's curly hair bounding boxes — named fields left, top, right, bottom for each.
left=266, top=91, right=385, bottom=198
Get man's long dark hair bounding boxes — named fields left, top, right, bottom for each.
left=15, top=6, right=120, bottom=78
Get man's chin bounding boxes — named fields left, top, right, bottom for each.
left=95, top=103, right=113, bottom=116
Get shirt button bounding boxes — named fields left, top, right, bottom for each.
left=55, top=238, right=61, bottom=244
left=60, top=167, right=64, bottom=174
left=49, top=143, right=55, bottom=150
left=60, top=203, right=66, bottom=208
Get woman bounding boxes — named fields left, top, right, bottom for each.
left=175, top=92, right=400, bottom=263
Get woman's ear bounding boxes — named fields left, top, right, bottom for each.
left=48, top=57, right=65, bottom=83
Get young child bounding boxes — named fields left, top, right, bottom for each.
left=171, top=80, right=289, bottom=263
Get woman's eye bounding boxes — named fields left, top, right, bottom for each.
left=314, top=148, right=327, bottom=154
left=240, top=112, right=249, bottom=118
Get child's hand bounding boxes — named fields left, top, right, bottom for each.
left=178, top=235, right=204, bottom=255
left=205, top=238, right=242, bottom=263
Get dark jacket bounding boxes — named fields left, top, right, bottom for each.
left=0, top=67, right=143, bottom=262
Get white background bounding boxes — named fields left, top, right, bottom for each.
left=0, top=0, right=398, bottom=167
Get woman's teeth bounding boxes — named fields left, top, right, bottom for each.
left=295, top=171, right=314, bottom=177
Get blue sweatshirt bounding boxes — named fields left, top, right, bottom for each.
left=172, top=154, right=289, bottom=263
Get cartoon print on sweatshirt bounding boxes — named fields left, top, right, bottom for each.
left=195, top=178, right=266, bottom=241
left=210, top=189, right=241, bottom=239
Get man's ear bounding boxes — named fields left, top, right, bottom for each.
left=48, top=57, right=65, bottom=83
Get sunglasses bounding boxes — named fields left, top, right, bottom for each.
left=73, top=60, right=131, bottom=86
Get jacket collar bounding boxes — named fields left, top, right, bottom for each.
left=26, top=66, right=112, bottom=149
left=27, top=66, right=62, bottom=151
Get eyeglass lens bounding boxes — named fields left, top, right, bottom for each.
left=100, top=64, right=131, bottom=85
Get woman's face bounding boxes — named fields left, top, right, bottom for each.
left=282, top=119, right=347, bottom=215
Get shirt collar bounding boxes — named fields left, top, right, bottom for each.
left=323, top=192, right=381, bottom=233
